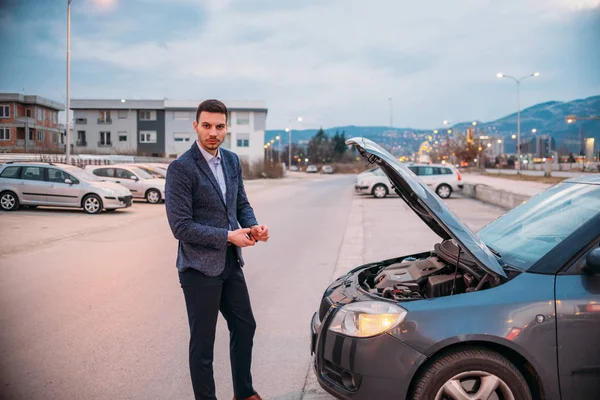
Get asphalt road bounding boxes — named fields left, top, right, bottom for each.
left=0, top=173, right=506, bottom=400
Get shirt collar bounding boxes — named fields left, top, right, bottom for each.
left=196, top=140, right=221, bottom=164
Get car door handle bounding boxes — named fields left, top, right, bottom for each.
left=48, top=184, right=54, bottom=188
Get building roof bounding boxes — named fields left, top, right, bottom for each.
left=70, top=99, right=164, bottom=110
left=69, top=99, right=267, bottom=113
left=0, top=93, right=65, bottom=111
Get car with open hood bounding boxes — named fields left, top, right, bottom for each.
left=311, top=137, right=600, bottom=400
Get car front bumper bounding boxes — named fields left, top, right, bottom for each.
left=354, top=185, right=369, bottom=193
left=104, top=195, right=133, bottom=209
left=310, top=309, right=426, bottom=399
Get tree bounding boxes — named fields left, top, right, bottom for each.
left=332, top=131, right=348, bottom=161
left=307, top=128, right=334, bottom=163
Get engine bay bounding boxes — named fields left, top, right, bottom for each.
left=358, top=240, right=512, bottom=301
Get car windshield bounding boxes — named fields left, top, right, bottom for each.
left=129, top=167, right=154, bottom=179
left=65, top=167, right=103, bottom=182
left=478, top=182, right=600, bottom=271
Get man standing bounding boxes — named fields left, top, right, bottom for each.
left=165, top=99, right=269, bottom=400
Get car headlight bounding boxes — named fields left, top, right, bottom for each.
left=328, top=301, right=407, bottom=338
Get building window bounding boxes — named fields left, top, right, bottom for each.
left=236, top=112, right=250, bottom=125
left=118, top=110, right=128, bottom=119
left=38, top=130, right=44, bottom=141
left=139, top=111, right=155, bottom=121
left=0, top=105, right=10, bottom=118
left=119, top=132, right=128, bottom=142
left=77, top=131, right=87, bottom=146
left=0, top=127, right=10, bottom=140
left=174, top=111, right=193, bottom=120
left=53, top=112, right=58, bottom=124
left=174, top=133, right=191, bottom=142
left=26, top=109, right=32, bottom=118
left=140, top=130, right=157, bottom=143
left=29, top=129, right=34, bottom=141
left=37, top=108, right=42, bottom=121
left=53, top=132, right=58, bottom=144
left=236, top=133, right=249, bottom=147
left=99, top=131, right=112, bottom=146
left=98, top=110, right=111, bottom=123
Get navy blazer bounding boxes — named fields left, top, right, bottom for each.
left=165, top=143, right=258, bottom=276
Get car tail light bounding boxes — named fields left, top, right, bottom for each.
left=586, top=304, right=600, bottom=312
left=456, top=171, right=462, bottom=181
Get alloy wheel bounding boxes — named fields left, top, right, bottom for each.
left=1, top=193, right=16, bottom=210
left=147, top=190, right=161, bottom=204
left=435, top=371, right=515, bottom=400
left=437, top=185, right=451, bottom=199
left=373, top=185, right=387, bottom=198
left=84, top=197, right=100, bottom=214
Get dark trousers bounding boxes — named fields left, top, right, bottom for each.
left=179, top=247, right=257, bottom=400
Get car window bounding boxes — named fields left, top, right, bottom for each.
left=48, top=168, right=70, bottom=183
left=408, top=166, right=417, bottom=175
left=0, top=166, right=21, bottom=179
left=418, top=166, right=433, bottom=176
left=129, top=167, right=153, bottom=179
left=443, top=168, right=454, bottom=175
left=21, top=166, right=45, bottom=181
left=565, top=242, right=600, bottom=274
left=116, top=168, right=136, bottom=179
left=94, top=168, right=114, bottom=177
left=478, top=183, right=600, bottom=270
left=432, top=167, right=444, bottom=175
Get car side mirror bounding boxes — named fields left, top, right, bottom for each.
left=131, top=176, right=139, bottom=181
left=583, top=248, right=600, bottom=275
left=65, top=178, right=72, bottom=185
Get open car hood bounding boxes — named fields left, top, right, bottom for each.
left=347, top=137, right=507, bottom=279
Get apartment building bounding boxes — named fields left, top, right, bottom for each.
left=164, top=100, right=267, bottom=163
left=70, top=99, right=267, bottom=161
left=0, top=93, right=64, bottom=153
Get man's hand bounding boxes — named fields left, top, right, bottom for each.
left=227, top=228, right=256, bottom=248
left=251, top=225, right=270, bottom=242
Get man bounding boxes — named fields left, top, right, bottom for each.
left=165, top=99, right=269, bottom=400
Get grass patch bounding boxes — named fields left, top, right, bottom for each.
left=481, top=172, right=567, bottom=185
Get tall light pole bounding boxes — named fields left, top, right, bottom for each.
left=443, top=120, right=451, bottom=161
left=66, top=0, right=72, bottom=164
left=286, top=116, right=302, bottom=169
left=276, top=135, right=281, bottom=163
left=497, top=72, right=540, bottom=174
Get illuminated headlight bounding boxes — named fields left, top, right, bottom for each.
left=328, top=301, right=407, bottom=338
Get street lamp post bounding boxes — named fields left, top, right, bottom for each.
left=66, top=0, right=72, bottom=164
left=276, top=135, right=281, bottom=163
left=497, top=72, right=539, bottom=174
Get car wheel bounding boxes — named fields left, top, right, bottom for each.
left=412, top=348, right=531, bottom=400
left=436, top=184, right=452, bottom=199
left=146, top=189, right=161, bottom=204
left=82, top=194, right=103, bottom=214
left=0, top=191, right=20, bottom=211
left=372, top=184, right=388, bottom=198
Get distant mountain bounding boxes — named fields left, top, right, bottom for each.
left=266, top=95, right=600, bottom=154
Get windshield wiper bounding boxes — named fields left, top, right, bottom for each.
left=486, top=245, right=502, bottom=258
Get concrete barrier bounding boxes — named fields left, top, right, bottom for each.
left=462, top=183, right=530, bottom=210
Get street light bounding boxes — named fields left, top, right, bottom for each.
left=275, top=135, right=281, bottom=163
left=532, top=128, right=537, bottom=134
left=512, top=134, right=517, bottom=139
left=287, top=116, right=302, bottom=169
left=496, top=71, right=540, bottom=173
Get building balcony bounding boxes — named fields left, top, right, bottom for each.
left=75, top=118, right=87, bottom=124
left=97, top=118, right=112, bottom=124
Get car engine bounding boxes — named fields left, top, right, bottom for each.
left=359, top=240, right=500, bottom=300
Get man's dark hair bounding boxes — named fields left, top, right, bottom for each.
left=196, top=99, right=228, bottom=123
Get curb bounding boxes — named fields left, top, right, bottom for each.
left=462, top=183, right=530, bottom=210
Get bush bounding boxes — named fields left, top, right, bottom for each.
left=240, top=160, right=285, bottom=180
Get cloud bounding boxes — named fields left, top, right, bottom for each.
left=1, top=0, right=598, bottom=130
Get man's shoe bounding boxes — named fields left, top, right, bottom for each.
left=232, top=393, right=262, bottom=400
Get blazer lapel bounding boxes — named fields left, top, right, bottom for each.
left=222, top=151, right=236, bottom=212
left=191, top=144, right=226, bottom=208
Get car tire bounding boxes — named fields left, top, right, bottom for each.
left=372, top=184, right=388, bottom=198
left=82, top=194, right=103, bottom=215
left=411, top=347, right=531, bottom=400
left=0, top=191, right=20, bottom=211
left=145, top=188, right=161, bottom=204
left=436, top=183, right=452, bottom=199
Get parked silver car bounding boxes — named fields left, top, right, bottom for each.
left=0, top=162, right=133, bottom=214
left=85, top=164, right=165, bottom=204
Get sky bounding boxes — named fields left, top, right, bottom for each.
left=0, top=0, right=599, bottom=130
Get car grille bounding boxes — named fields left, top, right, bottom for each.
left=318, top=296, right=332, bottom=322
left=118, top=195, right=133, bottom=206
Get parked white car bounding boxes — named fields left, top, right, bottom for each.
left=355, top=164, right=462, bottom=199
left=85, top=164, right=165, bottom=204
left=0, top=162, right=133, bottom=214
